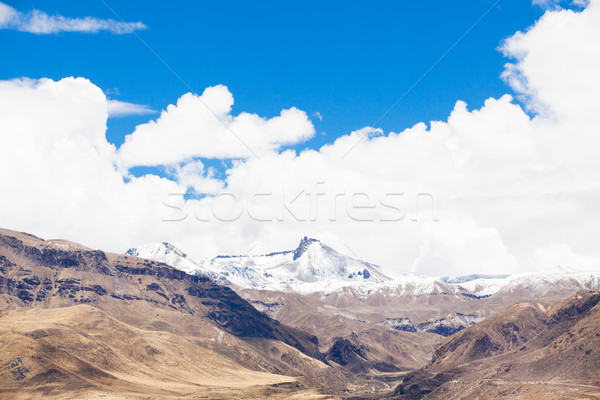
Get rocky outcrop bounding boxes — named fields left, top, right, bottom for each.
left=326, top=338, right=367, bottom=371
left=380, top=313, right=483, bottom=337
left=293, top=237, right=320, bottom=260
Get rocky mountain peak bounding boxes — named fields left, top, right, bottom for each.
left=161, top=242, right=188, bottom=258
left=292, top=236, right=321, bottom=260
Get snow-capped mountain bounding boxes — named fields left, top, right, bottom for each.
left=443, top=267, right=600, bottom=298
left=125, top=242, right=203, bottom=275
left=125, top=238, right=600, bottom=299
left=126, top=237, right=391, bottom=293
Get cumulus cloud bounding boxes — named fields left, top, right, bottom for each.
left=0, top=2, right=599, bottom=276
left=107, top=100, right=156, bottom=118
left=0, top=2, right=145, bottom=34
left=503, top=1, right=600, bottom=121
left=117, top=85, right=315, bottom=168
left=412, top=220, right=519, bottom=276
left=0, top=77, right=183, bottom=248
left=170, top=160, right=225, bottom=195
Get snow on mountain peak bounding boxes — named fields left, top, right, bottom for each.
left=125, top=237, right=392, bottom=293
left=290, top=237, right=387, bottom=284
left=124, top=239, right=600, bottom=298
left=441, top=274, right=510, bottom=285
left=293, top=236, right=320, bottom=260
left=125, top=242, right=199, bottom=275
left=125, top=242, right=187, bottom=258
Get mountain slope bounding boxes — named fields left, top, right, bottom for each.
left=0, top=305, right=308, bottom=400
left=124, top=242, right=201, bottom=275
left=393, top=291, right=600, bottom=400
left=0, top=228, right=355, bottom=398
left=0, top=228, right=322, bottom=358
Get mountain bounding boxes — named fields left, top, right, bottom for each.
left=393, top=291, right=600, bottom=399
left=0, top=229, right=322, bottom=359
left=127, top=236, right=392, bottom=294
left=124, top=242, right=198, bottom=274
left=0, top=228, right=367, bottom=398
left=3, top=227, right=599, bottom=399
left=124, top=237, right=600, bottom=385
left=124, top=239, right=449, bottom=378
left=126, top=238, right=600, bottom=361
left=127, top=238, right=600, bottom=301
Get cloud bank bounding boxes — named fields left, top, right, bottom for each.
left=0, top=2, right=145, bottom=34
left=0, top=1, right=599, bottom=276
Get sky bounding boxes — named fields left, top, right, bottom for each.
left=0, top=0, right=598, bottom=277
left=1, top=1, right=547, bottom=150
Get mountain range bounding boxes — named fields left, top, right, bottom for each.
left=1, top=227, right=599, bottom=399
left=127, top=236, right=600, bottom=302
left=126, top=237, right=391, bottom=294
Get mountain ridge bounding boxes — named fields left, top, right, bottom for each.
left=127, top=236, right=393, bottom=294
left=392, top=291, right=600, bottom=399
left=126, top=238, right=600, bottom=300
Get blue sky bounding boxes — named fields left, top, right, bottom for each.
left=2, top=1, right=545, bottom=157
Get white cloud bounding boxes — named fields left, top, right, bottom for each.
left=533, top=243, right=600, bottom=271
left=0, top=2, right=145, bottom=34
left=502, top=0, right=600, bottom=122
left=532, top=0, right=560, bottom=8
left=117, top=85, right=315, bottom=168
left=0, top=77, right=184, bottom=249
left=532, top=0, right=588, bottom=8
left=0, top=2, right=17, bottom=27
left=412, top=220, right=519, bottom=277
left=171, top=160, right=225, bottom=195
left=0, top=2, right=599, bottom=276
left=107, top=100, right=156, bottom=118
